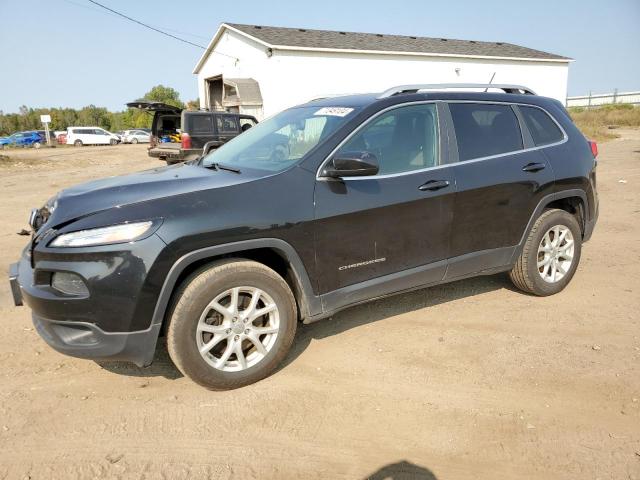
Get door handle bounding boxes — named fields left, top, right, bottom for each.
left=522, top=162, right=546, bottom=173
left=419, top=179, right=450, bottom=191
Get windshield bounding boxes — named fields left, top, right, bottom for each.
left=201, top=106, right=359, bottom=172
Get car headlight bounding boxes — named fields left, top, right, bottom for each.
left=50, top=221, right=154, bottom=247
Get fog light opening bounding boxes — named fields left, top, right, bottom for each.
left=51, top=272, right=89, bottom=296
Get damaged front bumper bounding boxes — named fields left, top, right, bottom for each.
left=8, top=238, right=166, bottom=367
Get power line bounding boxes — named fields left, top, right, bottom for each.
left=86, top=0, right=207, bottom=49
left=62, top=0, right=210, bottom=41
left=84, top=0, right=237, bottom=61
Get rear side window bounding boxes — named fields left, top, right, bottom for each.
left=519, top=106, right=564, bottom=146
left=449, top=103, right=523, bottom=161
left=190, top=114, right=214, bottom=134
left=216, top=115, right=239, bottom=134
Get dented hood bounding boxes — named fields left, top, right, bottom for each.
left=46, top=162, right=257, bottom=227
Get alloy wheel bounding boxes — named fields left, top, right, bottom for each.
left=196, top=286, right=279, bottom=372
left=537, top=224, right=575, bottom=283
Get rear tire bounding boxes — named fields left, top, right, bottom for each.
left=167, top=259, right=297, bottom=390
left=131, top=138, right=138, bottom=144
left=509, top=209, right=582, bottom=296
left=74, top=140, right=83, bottom=147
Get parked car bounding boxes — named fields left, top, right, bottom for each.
left=121, top=130, right=151, bottom=144
left=66, top=127, right=119, bottom=146
left=11, top=84, right=599, bottom=390
left=127, top=101, right=258, bottom=164
left=0, top=131, right=44, bottom=148
left=35, top=130, right=55, bottom=144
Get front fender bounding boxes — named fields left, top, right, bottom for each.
left=150, top=238, right=321, bottom=330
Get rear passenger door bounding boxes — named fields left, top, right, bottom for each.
left=445, top=102, right=555, bottom=279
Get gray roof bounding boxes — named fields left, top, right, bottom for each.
left=226, top=23, right=570, bottom=61
left=223, top=78, right=263, bottom=106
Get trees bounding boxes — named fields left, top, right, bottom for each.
left=0, top=85, right=186, bottom=135
left=139, top=85, right=184, bottom=109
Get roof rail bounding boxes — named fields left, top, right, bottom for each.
left=378, top=83, right=537, bottom=99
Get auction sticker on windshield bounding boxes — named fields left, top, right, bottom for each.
left=314, top=107, right=354, bottom=117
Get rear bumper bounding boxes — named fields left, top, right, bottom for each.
left=148, top=147, right=200, bottom=162
left=33, top=314, right=160, bottom=367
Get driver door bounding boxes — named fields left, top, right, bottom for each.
left=313, top=103, right=455, bottom=296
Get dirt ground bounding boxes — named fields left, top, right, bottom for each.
left=0, top=137, right=639, bottom=480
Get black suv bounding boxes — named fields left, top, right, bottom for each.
left=10, top=84, right=598, bottom=390
left=127, top=101, right=258, bottom=164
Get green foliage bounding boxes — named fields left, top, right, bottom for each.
left=0, top=84, right=184, bottom=136
left=139, top=85, right=184, bottom=108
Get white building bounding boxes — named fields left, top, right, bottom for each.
left=193, top=23, right=571, bottom=120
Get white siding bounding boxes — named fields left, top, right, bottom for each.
left=197, top=29, right=570, bottom=120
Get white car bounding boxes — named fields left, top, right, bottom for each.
left=66, top=127, right=119, bottom=146
left=121, top=130, right=151, bottom=144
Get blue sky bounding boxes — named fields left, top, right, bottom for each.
left=0, top=0, right=638, bottom=113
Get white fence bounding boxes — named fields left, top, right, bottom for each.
left=566, top=90, right=640, bottom=108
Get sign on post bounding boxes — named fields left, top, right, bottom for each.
left=40, top=114, right=52, bottom=146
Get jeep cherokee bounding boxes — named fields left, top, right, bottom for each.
left=9, top=84, right=599, bottom=390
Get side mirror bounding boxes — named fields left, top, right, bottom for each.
left=322, top=151, right=379, bottom=178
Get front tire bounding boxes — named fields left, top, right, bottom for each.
left=131, top=138, right=138, bottom=144
left=509, top=209, right=582, bottom=296
left=167, top=259, right=297, bottom=390
left=110, top=138, right=117, bottom=145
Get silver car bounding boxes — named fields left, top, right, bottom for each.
left=122, top=130, right=151, bottom=144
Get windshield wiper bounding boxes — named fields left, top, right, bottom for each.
left=204, top=162, right=241, bottom=174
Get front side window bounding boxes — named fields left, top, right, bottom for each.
left=239, top=118, right=256, bottom=131
left=519, top=106, right=564, bottom=146
left=202, top=106, right=359, bottom=173
left=337, top=103, right=439, bottom=175
left=449, top=103, right=523, bottom=161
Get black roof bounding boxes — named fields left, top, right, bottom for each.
left=226, top=23, right=570, bottom=61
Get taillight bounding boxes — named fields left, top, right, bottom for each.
left=588, top=140, right=598, bottom=158
left=181, top=132, right=191, bottom=150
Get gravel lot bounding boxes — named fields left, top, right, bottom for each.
left=0, top=137, right=639, bottom=480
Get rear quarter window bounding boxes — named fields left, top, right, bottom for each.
left=189, top=114, right=214, bottom=134
left=449, top=103, right=523, bottom=161
left=519, top=106, right=564, bottom=146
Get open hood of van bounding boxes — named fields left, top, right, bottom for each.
left=126, top=101, right=183, bottom=113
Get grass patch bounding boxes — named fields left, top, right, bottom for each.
left=569, top=104, right=640, bottom=142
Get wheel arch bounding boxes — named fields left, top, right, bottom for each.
left=512, top=189, right=588, bottom=263
left=151, top=239, right=320, bottom=332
